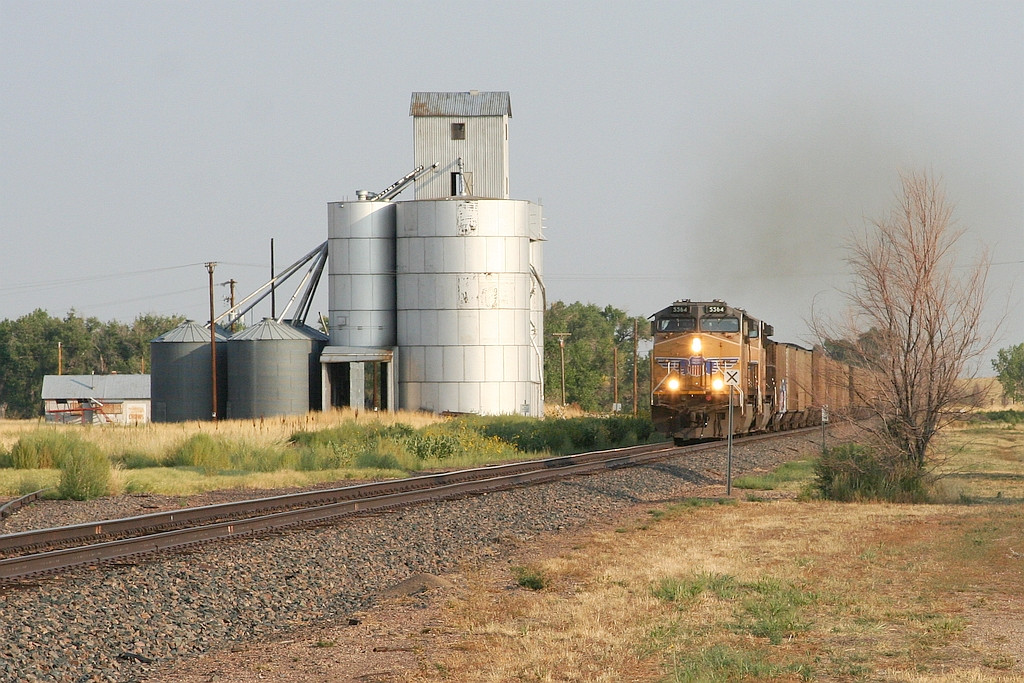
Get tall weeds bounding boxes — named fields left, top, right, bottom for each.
left=9, top=430, right=81, bottom=469
left=1, top=413, right=659, bottom=498
left=57, top=441, right=111, bottom=500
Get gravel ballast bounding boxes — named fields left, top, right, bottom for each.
left=0, top=428, right=844, bottom=682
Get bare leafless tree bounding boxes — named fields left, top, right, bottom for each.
left=814, top=171, right=993, bottom=470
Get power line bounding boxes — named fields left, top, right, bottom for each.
left=0, top=262, right=209, bottom=294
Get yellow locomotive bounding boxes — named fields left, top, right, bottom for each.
left=650, top=300, right=862, bottom=444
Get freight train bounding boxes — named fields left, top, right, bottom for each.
left=650, top=300, right=868, bottom=444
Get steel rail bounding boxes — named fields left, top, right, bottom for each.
left=0, top=489, right=50, bottom=520
left=0, top=427, right=821, bottom=584
left=0, top=443, right=687, bottom=583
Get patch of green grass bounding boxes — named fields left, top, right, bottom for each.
left=734, top=459, right=816, bottom=491
left=731, top=577, right=816, bottom=644
left=652, top=571, right=741, bottom=604
left=666, top=644, right=812, bottom=682
left=648, top=498, right=737, bottom=521
left=652, top=572, right=817, bottom=646
left=511, top=565, right=547, bottom=590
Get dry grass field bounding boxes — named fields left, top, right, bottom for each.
left=406, top=419, right=1024, bottom=682
left=0, top=410, right=446, bottom=496
left=0, top=409, right=441, bottom=454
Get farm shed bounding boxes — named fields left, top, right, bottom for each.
left=41, top=374, right=151, bottom=424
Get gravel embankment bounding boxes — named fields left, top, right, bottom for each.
left=0, top=427, right=846, bottom=682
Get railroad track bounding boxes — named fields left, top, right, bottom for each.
left=0, top=428, right=817, bottom=585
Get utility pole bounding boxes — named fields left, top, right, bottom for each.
left=632, top=319, right=639, bottom=416
left=613, top=346, right=618, bottom=412
left=226, top=279, right=237, bottom=333
left=206, top=262, right=218, bottom=422
left=57, top=341, right=63, bottom=376
left=553, top=332, right=570, bottom=406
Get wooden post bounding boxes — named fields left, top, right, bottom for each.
left=632, top=319, right=639, bottom=416
left=206, top=262, right=218, bottom=421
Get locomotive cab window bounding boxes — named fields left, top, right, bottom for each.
left=699, top=316, right=740, bottom=333
left=657, top=317, right=696, bottom=332
left=746, top=320, right=759, bottom=338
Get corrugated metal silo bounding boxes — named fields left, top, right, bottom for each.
left=327, top=199, right=397, bottom=348
left=285, top=320, right=329, bottom=411
left=150, top=320, right=228, bottom=422
left=396, top=198, right=542, bottom=416
left=227, top=318, right=319, bottom=419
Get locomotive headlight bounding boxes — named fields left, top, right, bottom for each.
left=690, top=336, right=702, bottom=354
left=666, top=377, right=681, bottom=392
left=711, top=377, right=725, bottom=392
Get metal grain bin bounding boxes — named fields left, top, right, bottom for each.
left=227, top=319, right=320, bottom=419
left=284, top=320, right=329, bottom=411
left=150, top=321, right=228, bottom=422
left=395, top=198, right=543, bottom=416
left=327, top=199, right=397, bottom=348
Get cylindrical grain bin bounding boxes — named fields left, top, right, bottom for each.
left=227, top=318, right=321, bottom=419
left=326, top=198, right=397, bottom=348
left=150, top=320, right=228, bottom=422
left=395, top=198, right=542, bottom=416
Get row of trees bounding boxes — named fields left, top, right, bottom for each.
left=993, top=343, right=1024, bottom=403
left=0, top=303, right=647, bottom=420
left=0, top=311, right=185, bottom=418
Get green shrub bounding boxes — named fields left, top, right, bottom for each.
left=407, top=424, right=464, bottom=460
left=975, top=409, right=1024, bottom=424
left=354, top=437, right=418, bottom=471
left=290, top=421, right=412, bottom=449
left=167, top=433, right=232, bottom=475
left=470, top=415, right=657, bottom=456
left=511, top=565, right=547, bottom=590
left=112, top=450, right=165, bottom=469
left=0, top=447, right=12, bottom=468
left=10, top=431, right=81, bottom=469
left=56, top=441, right=111, bottom=500
left=230, top=444, right=295, bottom=473
left=16, top=474, right=51, bottom=496
left=295, top=441, right=354, bottom=471
left=814, top=443, right=927, bottom=503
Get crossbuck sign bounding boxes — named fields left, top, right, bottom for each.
left=724, top=368, right=741, bottom=386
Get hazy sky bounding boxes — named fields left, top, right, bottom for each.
left=2, top=1, right=1022, bottom=361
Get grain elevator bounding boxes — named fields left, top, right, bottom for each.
left=320, top=91, right=545, bottom=417
left=151, top=91, right=544, bottom=421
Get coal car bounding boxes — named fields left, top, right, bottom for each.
left=650, top=300, right=862, bottom=444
